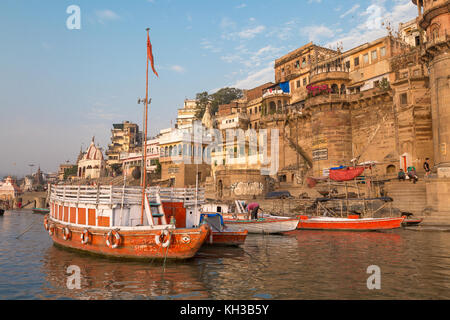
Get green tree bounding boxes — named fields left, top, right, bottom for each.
left=194, top=87, right=243, bottom=119
left=64, top=166, right=78, bottom=180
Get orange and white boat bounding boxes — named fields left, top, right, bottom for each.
left=45, top=185, right=210, bottom=260
left=296, top=215, right=405, bottom=231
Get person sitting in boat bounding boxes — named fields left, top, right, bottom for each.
left=397, top=169, right=406, bottom=181
left=247, top=202, right=260, bottom=220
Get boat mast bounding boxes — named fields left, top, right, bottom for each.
left=141, top=28, right=150, bottom=225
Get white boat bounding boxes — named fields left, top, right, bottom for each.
left=223, top=216, right=299, bottom=234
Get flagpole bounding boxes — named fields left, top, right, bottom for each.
left=141, top=28, right=150, bottom=225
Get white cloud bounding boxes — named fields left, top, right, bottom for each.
left=170, top=65, right=186, bottom=73
left=340, top=4, right=360, bottom=19
left=237, top=25, right=266, bottom=39
left=96, top=10, right=120, bottom=23
left=236, top=4, right=247, bottom=9
left=230, top=63, right=274, bottom=90
left=301, top=24, right=335, bottom=42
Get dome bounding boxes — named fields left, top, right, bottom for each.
left=83, top=138, right=104, bottom=161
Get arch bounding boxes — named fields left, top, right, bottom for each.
left=331, top=83, right=339, bottom=94
left=217, top=180, right=223, bottom=199
left=386, top=165, right=396, bottom=175
left=269, top=101, right=276, bottom=114
left=340, top=84, right=346, bottom=95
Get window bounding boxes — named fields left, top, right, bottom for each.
left=295, top=60, right=300, bottom=68
left=302, top=57, right=306, bottom=67
left=354, top=57, right=359, bottom=67
left=296, top=80, right=301, bottom=88
left=371, top=50, right=377, bottom=61
left=380, top=47, right=386, bottom=57
left=303, top=78, right=307, bottom=86
left=254, top=107, right=257, bottom=114
left=363, top=53, right=369, bottom=64
left=415, top=36, right=420, bottom=47
left=345, top=61, right=350, bottom=70
left=400, top=93, right=408, bottom=105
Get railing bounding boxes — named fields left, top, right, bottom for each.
left=49, top=185, right=205, bottom=206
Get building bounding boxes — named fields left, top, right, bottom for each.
left=77, top=137, right=106, bottom=179
left=412, top=0, right=450, bottom=215
left=0, top=177, right=22, bottom=200
left=176, top=99, right=198, bottom=129
left=158, top=126, right=211, bottom=188
left=106, top=121, right=141, bottom=167
left=121, top=138, right=161, bottom=177
left=58, top=164, right=75, bottom=181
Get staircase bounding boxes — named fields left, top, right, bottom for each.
left=384, top=180, right=427, bottom=215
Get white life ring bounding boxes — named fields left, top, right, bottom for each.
left=106, top=230, right=121, bottom=249
left=48, top=224, right=55, bottom=236
left=62, top=227, right=72, bottom=241
left=80, top=229, right=91, bottom=245
left=43, top=216, right=49, bottom=231
left=155, top=229, right=171, bottom=248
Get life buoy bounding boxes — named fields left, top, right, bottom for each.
left=106, top=230, right=121, bottom=249
left=80, top=229, right=91, bottom=245
left=48, top=224, right=55, bottom=236
left=44, top=216, right=49, bottom=231
left=62, top=227, right=72, bottom=241
left=155, top=229, right=171, bottom=248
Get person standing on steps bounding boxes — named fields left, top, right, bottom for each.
left=423, top=158, right=431, bottom=178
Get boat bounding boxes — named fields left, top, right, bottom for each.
left=32, top=208, right=50, bottom=215
left=296, top=215, right=405, bottom=231
left=329, top=166, right=365, bottom=182
left=0, top=209, right=4, bottom=216
left=199, top=213, right=248, bottom=246
left=223, top=216, right=300, bottom=234
left=401, top=213, right=424, bottom=226
left=45, top=185, right=211, bottom=260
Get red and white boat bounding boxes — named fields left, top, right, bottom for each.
left=45, top=185, right=211, bottom=260
left=296, top=215, right=405, bottom=231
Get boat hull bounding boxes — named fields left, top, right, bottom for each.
left=45, top=216, right=210, bottom=260
left=296, top=216, right=405, bottom=231
left=402, top=218, right=423, bottom=226
left=205, top=230, right=248, bottom=246
left=33, top=208, right=50, bottom=215
left=224, top=218, right=299, bottom=234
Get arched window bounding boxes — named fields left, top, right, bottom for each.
left=386, top=165, right=396, bottom=175
left=340, top=84, right=346, bottom=95
left=331, top=84, right=339, bottom=94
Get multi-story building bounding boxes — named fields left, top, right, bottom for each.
left=176, top=99, right=198, bottom=129
left=158, top=126, right=211, bottom=188
left=120, top=138, right=161, bottom=177
left=106, top=121, right=141, bottom=167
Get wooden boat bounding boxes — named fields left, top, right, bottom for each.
left=199, top=213, right=248, bottom=246
left=329, top=166, right=364, bottom=182
left=223, top=212, right=299, bottom=234
left=402, top=217, right=423, bottom=226
left=32, top=208, right=50, bottom=215
left=45, top=185, right=210, bottom=260
left=296, top=215, right=405, bottom=231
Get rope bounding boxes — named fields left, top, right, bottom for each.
left=16, top=215, right=42, bottom=239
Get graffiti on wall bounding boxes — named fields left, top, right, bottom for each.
left=230, top=182, right=264, bottom=196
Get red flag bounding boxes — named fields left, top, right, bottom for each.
left=147, top=33, right=159, bottom=77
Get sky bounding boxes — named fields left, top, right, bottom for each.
left=0, top=0, right=418, bottom=177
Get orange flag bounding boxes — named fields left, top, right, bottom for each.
left=147, top=33, right=159, bottom=77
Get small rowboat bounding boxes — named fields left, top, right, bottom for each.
left=200, top=213, right=248, bottom=246
left=296, top=215, right=405, bottom=231
left=402, top=218, right=423, bottom=226
left=32, top=208, right=50, bottom=215
left=223, top=214, right=299, bottom=234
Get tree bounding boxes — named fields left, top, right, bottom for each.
left=64, top=166, right=78, bottom=180
left=194, top=87, right=243, bottom=119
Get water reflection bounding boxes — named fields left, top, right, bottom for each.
left=1, top=211, right=450, bottom=299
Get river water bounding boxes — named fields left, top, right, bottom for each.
left=1, top=210, right=449, bottom=300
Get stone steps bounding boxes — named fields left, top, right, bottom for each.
left=384, top=180, right=427, bottom=214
